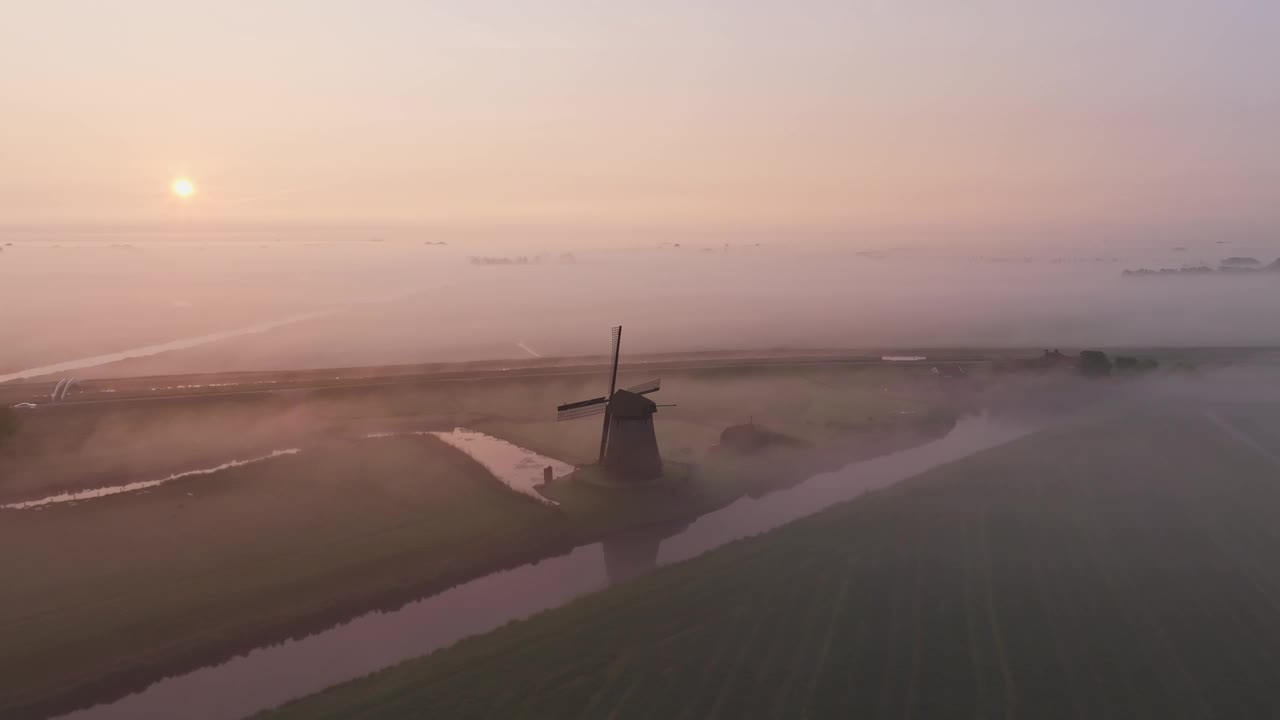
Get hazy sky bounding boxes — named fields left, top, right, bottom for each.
left=2, top=1, right=1277, bottom=234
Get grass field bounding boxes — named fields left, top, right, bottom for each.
left=0, top=362, right=944, bottom=503
left=262, top=403, right=1280, bottom=719
left=0, top=435, right=567, bottom=717
left=0, top=362, right=961, bottom=718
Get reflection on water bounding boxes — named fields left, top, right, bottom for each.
left=361, top=429, right=574, bottom=505
left=603, top=521, right=691, bottom=585
left=2, top=449, right=301, bottom=510
left=55, top=414, right=1034, bottom=720
left=429, top=428, right=573, bottom=506
left=658, top=415, right=1029, bottom=565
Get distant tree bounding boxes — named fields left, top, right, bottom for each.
left=0, top=407, right=18, bottom=446
left=1079, top=350, right=1113, bottom=377
left=1221, top=257, right=1261, bottom=267
left=1115, top=356, right=1160, bottom=374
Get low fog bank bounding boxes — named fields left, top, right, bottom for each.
left=659, top=413, right=1043, bottom=568
left=971, top=365, right=1280, bottom=452
left=3, top=237, right=1280, bottom=379
left=1115, top=364, right=1280, bottom=408
left=8, top=350, right=1276, bottom=505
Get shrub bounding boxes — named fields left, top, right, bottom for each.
left=1079, top=350, right=1113, bottom=377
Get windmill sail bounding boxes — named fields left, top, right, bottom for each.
left=553, top=325, right=666, bottom=471
left=608, top=326, right=622, bottom=396
left=600, top=326, right=622, bottom=463
left=556, top=396, right=608, bottom=421
left=622, top=379, right=660, bottom=395
left=557, top=384, right=657, bottom=420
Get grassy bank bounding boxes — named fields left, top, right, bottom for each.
left=264, top=404, right=1280, bottom=719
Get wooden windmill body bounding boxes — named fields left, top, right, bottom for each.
left=555, top=326, right=667, bottom=482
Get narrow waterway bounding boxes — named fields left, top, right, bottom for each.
left=0, top=313, right=330, bottom=384
left=56, top=414, right=1034, bottom=720
left=3, top=450, right=301, bottom=510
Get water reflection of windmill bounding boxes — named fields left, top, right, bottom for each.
left=556, top=326, right=668, bottom=482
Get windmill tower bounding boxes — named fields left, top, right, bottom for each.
left=556, top=326, right=666, bottom=482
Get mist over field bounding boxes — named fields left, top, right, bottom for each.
left=2, top=229, right=1278, bottom=380
left=6, top=3, right=1280, bottom=719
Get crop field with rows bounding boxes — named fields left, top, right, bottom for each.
left=266, top=403, right=1280, bottom=719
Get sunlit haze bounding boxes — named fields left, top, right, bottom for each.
left=2, top=1, right=1277, bottom=240
left=6, top=6, right=1280, bottom=720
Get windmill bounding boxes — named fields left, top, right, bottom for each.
left=556, top=326, right=666, bottom=481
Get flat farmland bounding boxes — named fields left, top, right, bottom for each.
left=263, top=404, right=1280, bottom=719
left=0, top=435, right=563, bottom=717
left=0, top=360, right=962, bottom=718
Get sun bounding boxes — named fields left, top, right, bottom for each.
left=172, top=178, right=195, bottom=198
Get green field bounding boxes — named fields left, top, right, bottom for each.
left=263, top=404, right=1280, bottom=719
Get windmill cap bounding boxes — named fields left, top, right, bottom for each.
left=609, top=389, right=658, bottom=417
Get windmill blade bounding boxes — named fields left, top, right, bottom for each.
left=558, top=395, right=607, bottom=412
left=608, top=326, right=622, bottom=396
left=557, top=401, right=609, bottom=421
left=623, top=378, right=661, bottom=395
left=557, top=395, right=608, bottom=421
